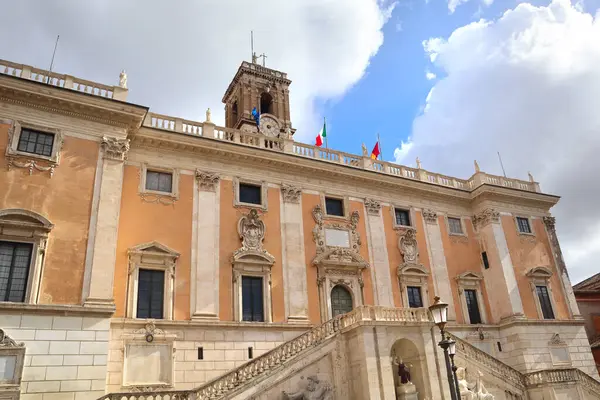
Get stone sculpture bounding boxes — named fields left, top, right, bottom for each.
left=456, top=367, right=494, bottom=400
left=399, top=229, right=418, bottom=265
left=282, top=376, right=333, bottom=400
left=393, top=356, right=412, bottom=384
left=119, top=70, right=127, bottom=89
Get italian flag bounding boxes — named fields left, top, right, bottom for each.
left=315, top=118, right=326, bottom=147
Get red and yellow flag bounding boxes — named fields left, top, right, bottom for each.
left=370, top=141, right=380, bottom=159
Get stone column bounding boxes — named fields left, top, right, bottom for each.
left=84, top=136, right=128, bottom=307
left=364, top=199, right=394, bottom=307
left=543, top=216, right=581, bottom=319
left=422, top=209, right=456, bottom=320
left=280, top=184, right=309, bottom=322
left=191, top=171, right=220, bottom=320
left=473, top=209, right=524, bottom=321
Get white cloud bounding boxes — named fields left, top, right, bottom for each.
left=394, top=0, right=600, bottom=283
left=0, top=0, right=394, bottom=142
left=447, top=0, right=493, bottom=14
left=425, top=70, right=437, bottom=80
left=393, top=139, right=414, bottom=163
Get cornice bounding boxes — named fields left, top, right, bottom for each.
left=471, top=184, right=559, bottom=209
left=0, top=75, right=147, bottom=130
left=222, top=62, right=291, bottom=102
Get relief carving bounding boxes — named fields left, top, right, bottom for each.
left=399, top=228, right=419, bottom=265
left=101, top=136, right=130, bottom=161
left=422, top=209, right=438, bottom=224
left=196, top=171, right=220, bottom=192
left=7, top=158, right=55, bottom=177
left=472, top=209, right=500, bottom=230
left=311, top=206, right=365, bottom=267
left=0, top=329, right=23, bottom=347
left=283, top=376, right=333, bottom=400
left=281, top=184, right=302, bottom=203
left=549, top=333, right=566, bottom=346
left=233, top=209, right=274, bottom=263
left=364, top=198, right=381, bottom=216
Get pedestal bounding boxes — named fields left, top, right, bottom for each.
left=396, top=382, right=418, bottom=400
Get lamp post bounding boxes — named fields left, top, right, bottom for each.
left=429, top=296, right=459, bottom=400
left=448, top=339, right=461, bottom=399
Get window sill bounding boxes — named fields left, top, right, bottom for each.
left=0, top=301, right=114, bottom=316
left=235, top=201, right=267, bottom=211
left=448, top=232, right=467, bottom=237
left=393, top=224, right=413, bottom=231
left=324, top=213, right=347, bottom=221
left=518, top=231, right=536, bottom=237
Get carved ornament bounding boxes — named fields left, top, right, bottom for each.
left=139, top=193, right=176, bottom=205
left=101, top=136, right=130, bottom=161
left=543, top=216, right=556, bottom=232
left=472, top=208, right=500, bottom=230
left=233, top=209, right=274, bottom=263
left=283, top=375, right=333, bottom=400
left=549, top=333, right=566, bottom=346
left=399, top=228, right=419, bottom=265
left=281, top=184, right=301, bottom=203
left=133, top=321, right=165, bottom=337
left=364, top=198, right=381, bottom=216
left=196, top=170, right=220, bottom=192
left=422, top=209, right=438, bottom=224
left=7, top=157, right=56, bottom=177
left=0, top=329, right=23, bottom=347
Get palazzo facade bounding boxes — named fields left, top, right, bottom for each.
left=0, top=57, right=598, bottom=400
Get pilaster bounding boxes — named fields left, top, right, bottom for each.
left=364, top=199, right=394, bottom=307
left=84, top=137, right=128, bottom=307
left=191, top=171, right=221, bottom=320
left=422, top=209, right=456, bottom=320
left=280, top=184, right=309, bottom=322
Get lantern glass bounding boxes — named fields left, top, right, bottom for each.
left=428, top=297, right=449, bottom=325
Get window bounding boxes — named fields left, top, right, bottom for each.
left=145, top=171, right=173, bottom=193
left=242, top=276, right=264, bottom=322
left=516, top=217, right=532, bottom=234
left=239, top=183, right=262, bottom=205
left=395, top=208, right=411, bottom=227
left=536, top=286, right=555, bottom=319
left=136, top=269, right=165, bottom=319
left=260, top=92, right=273, bottom=115
left=231, top=101, right=238, bottom=125
left=0, top=242, right=33, bottom=302
left=17, top=129, right=54, bottom=157
left=448, top=217, right=463, bottom=235
left=482, top=251, right=490, bottom=269
left=325, top=197, right=344, bottom=217
left=331, top=285, right=353, bottom=317
left=406, top=286, right=423, bottom=308
left=465, top=289, right=482, bottom=324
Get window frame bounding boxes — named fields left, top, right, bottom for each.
left=0, top=241, right=34, bottom=303
left=238, top=182, right=263, bottom=206
left=464, top=288, right=483, bottom=325
left=139, top=163, right=180, bottom=200
left=0, top=209, right=53, bottom=305
left=446, top=215, right=466, bottom=236
left=241, top=275, right=265, bottom=322
left=6, top=120, right=63, bottom=165
left=126, top=242, right=179, bottom=321
left=397, top=264, right=430, bottom=309
left=406, top=286, right=424, bottom=308
left=330, top=284, right=354, bottom=317
left=514, top=215, right=535, bottom=236
left=233, top=177, right=268, bottom=211
left=320, top=194, right=349, bottom=220
left=526, top=266, right=557, bottom=320
left=0, top=328, right=26, bottom=397
left=16, top=129, right=55, bottom=158
left=145, top=170, right=174, bottom=194
left=455, top=271, right=488, bottom=324
left=233, top=264, right=272, bottom=323
left=136, top=268, right=166, bottom=320
left=392, top=206, right=414, bottom=229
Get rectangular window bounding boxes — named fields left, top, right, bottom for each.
left=464, top=289, right=482, bottom=324
left=406, top=286, right=423, bottom=308
left=448, top=217, right=463, bottom=235
left=516, top=217, right=532, bottom=234
left=136, top=269, right=165, bottom=319
left=0, top=241, right=33, bottom=303
left=482, top=251, right=490, bottom=269
left=536, top=285, right=555, bottom=319
left=145, top=171, right=173, bottom=193
left=239, top=183, right=262, bottom=205
left=17, top=129, right=54, bottom=157
left=242, top=276, right=264, bottom=322
left=394, top=208, right=411, bottom=227
left=325, top=197, right=344, bottom=217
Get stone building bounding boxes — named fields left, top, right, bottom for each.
left=0, top=57, right=598, bottom=400
left=574, top=273, right=600, bottom=374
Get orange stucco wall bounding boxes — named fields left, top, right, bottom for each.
left=0, top=123, right=98, bottom=304
left=439, top=217, right=492, bottom=324
left=218, top=181, right=284, bottom=322
left=113, top=165, right=193, bottom=319
left=503, top=216, right=569, bottom=320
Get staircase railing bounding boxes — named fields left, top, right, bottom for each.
left=524, top=368, right=600, bottom=396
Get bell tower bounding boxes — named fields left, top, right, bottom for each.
left=222, top=60, right=294, bottom=137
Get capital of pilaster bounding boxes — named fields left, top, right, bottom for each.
left=422, top=209, right=438, bottom=224
left=364, top=198, right=381, bottom=216
left=195, top=170, right=220, bottom=192
left=543, top=216, right=556, bottom=232
left=472, top=208, right=500, bottom=230
left=101, top=136, right=129, bottom=161
left=281, top=183, right=302, bottom=203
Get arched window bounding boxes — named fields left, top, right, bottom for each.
left=260, top=92, right=273, bottom=115
left=331, top=285, right=353, bottom=317
left=231, top=101, right=238, bottom=125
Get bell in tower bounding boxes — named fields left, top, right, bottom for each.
left=222, top=59, right=294, bottom=138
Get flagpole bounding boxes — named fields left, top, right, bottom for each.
left=324, top=117, right=328, bottom=150
left=377, top=132, right=382, bottom=161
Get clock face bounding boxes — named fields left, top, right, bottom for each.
left=259, top=115, right=281, bottom=137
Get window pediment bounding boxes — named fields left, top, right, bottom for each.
left=232, top=250, right=275, bottom=265
left=313, top=247, right=368, bottom=269
left=128, top=241, right=179, bottom=271
left=0, top=209, right=53, bottom=232
left=526, top=266, right=552, bottom=279
left=456, top=271, right=483, bottom=282
left=398, top=264, right=428, bottom=278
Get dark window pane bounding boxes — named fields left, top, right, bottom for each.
left=242, top=276, right=264, bottom=322
left=17, top=129, right=54, bottom=157
left=136, top=269, right=164, bottom=319
left=146, top=171, right=173, bottom=193
left=325, top=198, right=344, bottom=217
left=517, top=217, right=532, bottom=234
left=0, top=241, right=33, bottom=303
left=395, top=209, right=411, bottom=226
left=407, top=286, right=423, bottom=308
left=331, top=285, right=353, bottom=317
left=448, top=217, right=463, bottom=234
left=465, top=289, right=482, bottom=324
left=239, top=183, right=262, bottom=205
left=482, top=251, right=490, bottom=269
left=536, top=286, right=555, bottom=319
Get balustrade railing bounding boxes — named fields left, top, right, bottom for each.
left=524, top=368, right=600, bottom=395
left=97, top=389, right=193, bottom=400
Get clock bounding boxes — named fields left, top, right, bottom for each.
left=259, top=115, right=281, bottom=137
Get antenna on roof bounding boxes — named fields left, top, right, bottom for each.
left=497, top=151, right=507, bottom=177
left=46, top=35, right=60, bottom=85
left=251, top=31, right=257, bottom=64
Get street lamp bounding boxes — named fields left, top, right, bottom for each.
left=448, top=339, right=461, bottom=399
left=429, top=296, right=459, bottom=400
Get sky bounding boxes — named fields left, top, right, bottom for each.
left=0, top=0, right=599, bottom=283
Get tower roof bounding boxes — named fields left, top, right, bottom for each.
left=222, top=61, right=291, bottom=103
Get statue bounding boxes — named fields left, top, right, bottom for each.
left=475, top=371, right=494, bottom=400
left=119, top=70, right=127, bottom=89
left=416, top=157, right=422, bottom=169
left=456, top=367, right=494, bottom=400
left=474, top=160, right=480, bottom=172
left=282, top=376, right=333, bottom=400
left=362, top=143, right=368, bottom=157
left=206, top=108, right=212, bottom=123
left=528, top=171, right=534, bottom=182
left=392, top=357, right=412, bottom=384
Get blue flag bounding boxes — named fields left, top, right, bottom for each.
left=252, top=107, right=260, bottom=127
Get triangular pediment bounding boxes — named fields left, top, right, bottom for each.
left=456, top=271, right=483, bottom=281
left=313, top=247, right=368, bottom=268
left=128, top=241, right=180, bottom=257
